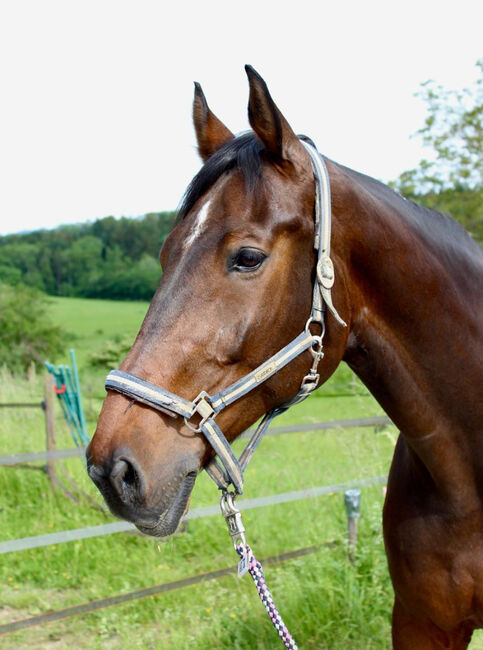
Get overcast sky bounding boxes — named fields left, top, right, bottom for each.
left=0, top=0, right=481, bottom=235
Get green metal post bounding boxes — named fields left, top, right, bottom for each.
left=70, top=349, right=88, bottom=444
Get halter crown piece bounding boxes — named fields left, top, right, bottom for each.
left=105, top=138, right=346, bottom=495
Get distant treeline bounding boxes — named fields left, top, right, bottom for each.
left=1, top=185, right=481, bottom=303
left=0, top=212, right=176, bottom=301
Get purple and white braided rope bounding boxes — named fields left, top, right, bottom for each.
left=236, top=544, right=299, bottom=650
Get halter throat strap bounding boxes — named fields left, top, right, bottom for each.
left=104, top=139, right=346, bottom=495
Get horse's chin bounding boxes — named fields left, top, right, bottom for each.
left=135, top=471, right=197, bottom=538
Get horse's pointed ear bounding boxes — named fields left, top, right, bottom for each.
left=193, top=82, right=234, bottom=162
left=245, top=65, right=304, bottom=163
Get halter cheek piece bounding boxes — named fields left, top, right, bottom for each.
left=105, top=139, right=346, bottom=495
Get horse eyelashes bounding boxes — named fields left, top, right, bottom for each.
left=229, top=248, right=266, bottom=272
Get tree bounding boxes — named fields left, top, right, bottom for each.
left=0, top=211, right=175, bottom=300
left=0, top=284, right=66, bottom=372
left=59, top=235, right=104, bottom=296
left=393, top=60, right=482, bottom=243
left=0, top=242, right=46, bottom=290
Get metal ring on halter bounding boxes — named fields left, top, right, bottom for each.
left=305, top=317, right=325, bottom=356
left=183, top=417, right=202, bottom=433
left=305, top=316, right=326, bottom=338
left=310, top=335, right=323, bottom=351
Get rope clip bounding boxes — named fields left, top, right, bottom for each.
left=220, top=491, right=247, bottom=550
left=220, top=491, right=253, bottom=577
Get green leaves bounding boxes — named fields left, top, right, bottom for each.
left=0, top=283, right=66, bottom=372
left=414, top=59, right=481, bottom=189
left=392, top=59, right=482, bottom=244
left=0, top=211, right=175, bottom=301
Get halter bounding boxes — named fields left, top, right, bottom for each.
left=104, top=138, right=346, bottom=496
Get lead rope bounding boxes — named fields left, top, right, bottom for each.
left=236, top=544, right=299, bottom=649
left=221, top=492, right=299, bottom=649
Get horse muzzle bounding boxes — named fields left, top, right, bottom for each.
left=86, top=445, right=198, bottom=537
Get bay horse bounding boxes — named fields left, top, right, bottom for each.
left=87, top=66, right=483, bottom=648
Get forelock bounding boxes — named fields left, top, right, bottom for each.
left=177, top=132, right=265, bottom=222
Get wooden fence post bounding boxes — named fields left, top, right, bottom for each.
left=43, top=373, right=57, bottom=492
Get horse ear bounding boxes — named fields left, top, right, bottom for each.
left=193, top=82, right=234, bottom=161
left=245, top=65, right=304, bottom=163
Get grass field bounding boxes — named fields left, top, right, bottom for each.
left=48, top=296, right=150, bottom=369
left=1, top=297, right=482, bottom=649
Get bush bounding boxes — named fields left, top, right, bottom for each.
left=0, top=283, right=66, bottom=372
left=87, top=334, right=134, bottom=370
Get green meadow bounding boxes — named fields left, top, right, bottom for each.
left=1, top=297, right=482, bottom=649
left=48, top=296, right=150, bottom=368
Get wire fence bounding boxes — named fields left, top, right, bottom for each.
left=1, top=414, right=394, bottom=634
left=0, top=415, right=391, bottom=467
left=0, top=474, right=386, bottom=554
left=1, top=415, right=392, bottom=554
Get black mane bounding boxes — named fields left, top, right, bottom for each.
left=177, top=132, right=264, bottom=222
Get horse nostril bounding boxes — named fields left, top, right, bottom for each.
left=87, top=462, right=105, bottom=483
left=110, top=457, right=145, bottom=504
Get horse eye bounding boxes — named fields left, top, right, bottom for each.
left=230, top=248, right=266, bottom=272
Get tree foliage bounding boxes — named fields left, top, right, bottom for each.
left=0, top=211, right=175, bottom=300
left=0, top=284, right=66, bottom=372
left=393, top=60, right=482, bottom=244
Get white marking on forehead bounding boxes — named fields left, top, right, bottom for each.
left=183, top=199, right=212, bottom=251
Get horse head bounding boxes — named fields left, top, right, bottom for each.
left=87, top=66, right=350, bottom=536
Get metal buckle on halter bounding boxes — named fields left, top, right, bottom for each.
left=184, top=391, right=215, bottom=433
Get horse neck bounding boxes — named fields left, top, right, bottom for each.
left=331, top=164, right=483, bottom=502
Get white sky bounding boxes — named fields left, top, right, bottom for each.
left=0, top=0, right=481, bottom=235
